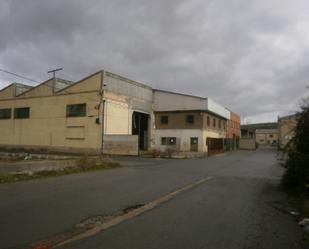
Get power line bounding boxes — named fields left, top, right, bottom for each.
left=0, top=68, right=40, bottom=83
left=0, top=68, right=99, bottom=102
left=0, top=69, right=125, bottom=105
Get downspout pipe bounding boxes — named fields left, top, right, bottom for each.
left=100, top=70, right=106, bottom=156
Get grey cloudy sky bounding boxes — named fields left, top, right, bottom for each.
left=0, top=0, right=309, bottom=123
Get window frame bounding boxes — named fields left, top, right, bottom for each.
left=186, top=115, right=194, bottom=124
left=66, top=103, right=87, bottom=118
left=160, top=115, right=168, bottom=125
left=161, top=137, right=167, bottom=145
left=0, top=108, right=12, bottom=120
left=14, top=107, right=30, bottom=119
left=207, top=116, right=210, bottom=126
left=161, top=137, right=176, bottom=145
left=168, top=137, right=176, bottom=145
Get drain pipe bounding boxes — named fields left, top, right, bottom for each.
left=100, top=70, right=106, bottom=156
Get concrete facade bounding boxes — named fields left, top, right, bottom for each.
left=239, top=138, right=256, bottom=150
left=278, top=114, right=298, bottom=150
left=255, top=129, right=278, bottom=145
left=152, top=90, right=228, bottom=153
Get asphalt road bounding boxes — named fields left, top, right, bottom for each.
left=0, top=149, right=303, bottom=249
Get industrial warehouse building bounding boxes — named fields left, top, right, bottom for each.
left=0, top=70, right=153, bottom=155
left=0, top=70, right=240, bottom=155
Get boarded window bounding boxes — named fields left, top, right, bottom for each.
left=0, top=108, right=11, bottom=119
left=66, top=103, right=86, bottom=117
left=66, top=126, right=85, bottom=140
left=14, top=107, right=30, bottom=119
left=161, top=115, right=168, bottom=124
left=186, top=115, right=194, bottom=124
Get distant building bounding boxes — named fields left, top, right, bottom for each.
left=152, top=89, right=229, bottom=154
left=241, top=122, right=277, bottom=139
left=278, top=114, right=298, bottom=150
left=255, top=129, right=278, bottom=145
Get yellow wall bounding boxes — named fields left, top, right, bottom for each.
left=18, top=79, right=54, bottom=98
left=278, top=116, right=297, bottom=149
left=0, top=73, right=104, bottom=153
left=0, top=85, right=15, bottom=99
left=0, top=71, right=151, bottom=154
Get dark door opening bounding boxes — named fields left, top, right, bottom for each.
left=207, top=137, right=224, bottom=155
left=190, top=137, right=198, bottom=152
left=132, top=111, right=149, bottom=151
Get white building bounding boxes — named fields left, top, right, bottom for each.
left=152, top=89, right=230, bottom=154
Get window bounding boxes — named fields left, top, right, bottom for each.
left=14, top=107, right=30, bottom=119
left=66, top=103, right=86, bottom=117
left=269, top=134, right=273, bottom=138
left=213, top=118, right=216, bottom=127
left=207, top=116, right=210, bottom=126
left=186, top=115, right=194, bottom=124
left=161, top=137, right=167, bottom=145
left=161, top=137, right=176, bottom=145
left=0, top=108, right=11, bottom=119
left=168, top=137, right=176, bottom=145
left=160, top=115, right=168, bottom=124
left=219, top=120, right=222, bottom=129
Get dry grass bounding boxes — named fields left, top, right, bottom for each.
left=0, top=158, right=120, bottom=184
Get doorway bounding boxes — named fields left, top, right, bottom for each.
left=207, top=137, right=224, bottom=155
left=190, top=137, right=198, bottom=152
left=132, top=111, right=149, bottom=151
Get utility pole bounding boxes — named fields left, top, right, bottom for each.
left=47, top=68, right=63, bottom=93
left=47, top=68, right=63, bottom=78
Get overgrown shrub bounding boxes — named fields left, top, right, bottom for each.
left=281, top=98, right=309, bottom=192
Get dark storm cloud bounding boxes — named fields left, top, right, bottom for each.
left=0, top=0, right=309, bottom=122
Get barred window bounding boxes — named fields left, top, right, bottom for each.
left=168, top=137, right=176, bottom=145
left=161, top=137, right=167, bottom=145
left=161, top=137, right=176, bottom=145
